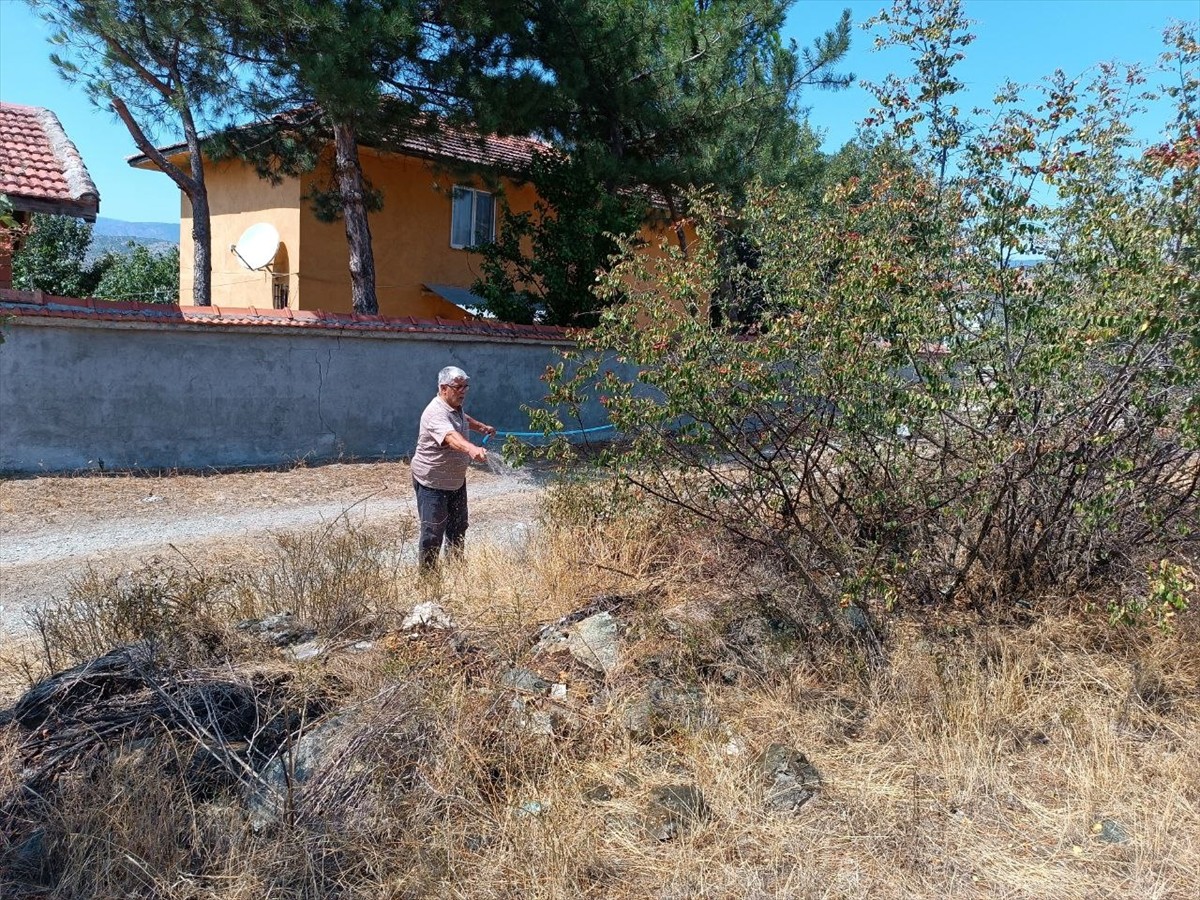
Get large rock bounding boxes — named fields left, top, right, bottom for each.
left=236, top=612, right=316, bottom=648
left=756, top=744, right=821, bottom=814
left=245, top=715, right=350, bottom=831
left=501, top=667, right=552, bottom=695
left=622, top=679, right=711, bottom=740
left=645, top=784, right=709, bottom=841
left=537, top=611, right=622, bottom=674
left=402, top=601, right=453, bottom=631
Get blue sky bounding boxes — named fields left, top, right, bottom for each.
left=789, top=0, right=1198, bottom=153
left=1, top=0, right=1196, bottom=224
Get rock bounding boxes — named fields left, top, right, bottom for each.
left=402, top=601, right=453, bottom=631
left=583, top=782, right=613, bottom=802
left=645, top=784, right=709, bottom=841
left=516, top=799, right=548, bottom=818
left=756, top=744, right=821, bottom=814
left=236, top=612, right=316, bottom=648
left=245, top=715, right=350, bottom=831
left=349, top=640, right=375, bottom=653
left=285, top=640, right=325, bottom=662
left=622, top=679, right=710, bottom=740
left=501, top=667, right=552, bottom=695
left=538, top=611, right=622, bottom=674
left=1096, top=819, right=1130, bottom=844
left=549, top=683, right=568, bottom=701
left=722, top=733, right=748, bottom=757
left=4, top=827, right=46, bottom=878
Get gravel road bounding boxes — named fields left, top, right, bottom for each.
left=0, top=463, right=543, bottom=636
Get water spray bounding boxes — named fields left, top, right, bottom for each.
left=479, top=425, right=616, bottom=478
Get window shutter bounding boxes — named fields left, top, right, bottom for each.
left=474, top=191, right=495, bottom=246
left=451, top=187, right=473, bottom=248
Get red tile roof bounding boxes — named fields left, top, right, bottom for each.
left=0, top=102, right=100, bottom=219
left=0, top=288, right=573, bottom=342
left=128, top=115, right=551, bottom=176
left=390, top=123, right=550, bottom=172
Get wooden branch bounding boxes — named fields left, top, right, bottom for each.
left=111, top=96, right=196, bottom=193
left=101, top=33, right=174, bottom=99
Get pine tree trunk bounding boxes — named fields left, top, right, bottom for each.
left=184, top=113, right=212, bottom=306
left=333, top=120, right=378, bottom=315
left=189, top=181, right=212, bottom=307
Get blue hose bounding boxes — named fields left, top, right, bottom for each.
left=482, top=423, right=615, bottom=445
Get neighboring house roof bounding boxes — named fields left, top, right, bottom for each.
left=127, top=114, right=552, bottom=176
left=0, top=288, right=573, bottom=342
left=0, top=102, right=100, bottom=220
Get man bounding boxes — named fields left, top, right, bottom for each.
left=411, top=365, right=496, bottom=569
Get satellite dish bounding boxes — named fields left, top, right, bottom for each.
left=231, top=222, right=281, bottom=270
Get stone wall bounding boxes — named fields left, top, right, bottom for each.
left=0, top=310, right=607, bottom=473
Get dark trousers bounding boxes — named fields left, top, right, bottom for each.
left=413, top=477, right=468, bottom=569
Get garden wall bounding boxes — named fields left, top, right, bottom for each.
left=0, top=291, right=608, bottom=473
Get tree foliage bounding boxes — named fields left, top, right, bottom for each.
left=470, top=152, right=647, bottom=326
left=94, top=244, right=181, bottom=304
left=11, top=214, right=180, bottom=303
left=531, top=1, right=1200, bottom=637
left=471, top=0, right=851, bottom=324
left=31, top=0, right=242, bottom=306
left=11, top=214, right=108, bottom=297
left=216, top=0, right=478, bottom=315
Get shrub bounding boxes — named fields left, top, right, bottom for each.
left=535, top=4, right=1200, bottom=628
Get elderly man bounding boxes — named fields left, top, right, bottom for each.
left=411, top=365, right=497, bottom=569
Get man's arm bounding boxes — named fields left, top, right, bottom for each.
left=442, top=428, right=487, bottom=462
left=466, top=415, right=497, bottom=437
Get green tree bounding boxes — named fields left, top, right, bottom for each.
left=469, top=0, right=850, bottom=324
left=94, top=245, right=181, bottom=304
left=470, top=151, right=647, bottom=326
left=491, top=1, right=850, bottom=221
left=31, top=0, right=243, bottom=306
left=218, top=0, right=466, bottom=315
left=11, top=214, right=110, bottom=297
left=532, top=2, right=1200, bottom=635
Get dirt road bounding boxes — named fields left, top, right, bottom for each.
left=0, top=461, right=543, bottom=636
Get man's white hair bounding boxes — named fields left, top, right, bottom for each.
left=438, top=365, right=469, bottom=386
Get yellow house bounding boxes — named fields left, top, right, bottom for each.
left=130, top=123, right=687, bottom=321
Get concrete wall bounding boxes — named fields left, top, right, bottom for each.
left=0, top=317, right=611, bottom=474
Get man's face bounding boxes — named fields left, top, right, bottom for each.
left=439, top=379, right=470, bottom=410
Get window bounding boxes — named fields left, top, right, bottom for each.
left=451, top=186, right=495, bottom=249
left=272, top=275, right=290, bottom=309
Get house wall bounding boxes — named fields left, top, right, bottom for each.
left=179, top=160, right=302, bottom=309
left=298, top=150, right=540, bottom=319
left=175, top=150, right=539, bottom=318
left=0, top=227, right=14, bottom=290
left=0, top=316, right=617, bottom=474
left=171, top=148, right=690, bottom=319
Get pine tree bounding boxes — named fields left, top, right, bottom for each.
left=218, top=0, right=459, bottom=315
left=32, top=0, right=241, bottom=306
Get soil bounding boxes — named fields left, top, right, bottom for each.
left=0, top=460, right=544, bottom=637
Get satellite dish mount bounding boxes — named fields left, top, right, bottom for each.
left=231, top=222, right=281, bottom=271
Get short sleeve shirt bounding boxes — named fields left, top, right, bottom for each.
left=411, top=395, right=470, bottom=490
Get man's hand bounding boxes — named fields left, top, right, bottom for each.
left=481, top=424, right=497, bottom=438
left=444, top=430, right=488, bottom=463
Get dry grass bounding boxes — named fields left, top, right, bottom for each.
left=1, top=480, right=1197, bottom=899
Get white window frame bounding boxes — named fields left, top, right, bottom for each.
left=450, top=186, right=495, bottom=250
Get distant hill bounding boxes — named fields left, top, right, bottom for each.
left=88, top=217, right=179, bottom=262
left=93, top=217, right=180, bottom=243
